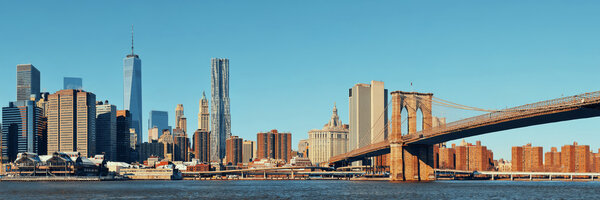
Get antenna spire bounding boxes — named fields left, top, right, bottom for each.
left=131, top=25, right=134, bottom=55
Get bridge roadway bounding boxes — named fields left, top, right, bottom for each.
left=182, top=166, right=334, bottom=176
left=330, top=91, right=600, bottom=165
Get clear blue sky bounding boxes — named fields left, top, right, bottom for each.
left=1, top=1, right=600, bottom=160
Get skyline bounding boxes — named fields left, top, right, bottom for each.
left=2, top=1, right=600, bottom=159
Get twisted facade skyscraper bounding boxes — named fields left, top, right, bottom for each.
left=210, top=58, right=231, bottom=161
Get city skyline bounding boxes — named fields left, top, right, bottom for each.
left=2, top=1, right=600, bottom=160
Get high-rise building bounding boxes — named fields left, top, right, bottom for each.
left=438, top=146, right=455, bottom=169
left=17, top=64, right=41, bottom=101
left=47, top=89, right=96, bottom=157
left=175, top=104, right=184, bottom=129
left=511, top=144, right=543, bottom=172
left=173, top=131, right=189, bottom=161
left=544, top=147, right=561, bottom=172
left=242, top=140, right=254, bottom=163
left=148, top=110, right=170, bottom=137
left=297, top=139, right=309, bottom=158
left=63, top=77, right=83, bottom=90
left=308, top=104, right=349, bottom=165
left=193, top=129, right=210, bottom=163
left=148, top=127, right=160, bottom=142
left=123, top=27, right=143, bottom=146
left=198, top=92, right=209, bottom=131
left=226, top=136, right=242, bottom=166
left=348, top=81, right=387, bottom=152
left=453, top=140, right=493, bottom=171
left=96, top=101, right=117, bottom=161
left=116, top=110, right=131, bottom=162
left=257, top=129, right=292, bottom=162
left=210, top=58, right=231, bottom=162
left=511, top=146, right=524, bottom=171
left=2, top=101, right=43, bottom=162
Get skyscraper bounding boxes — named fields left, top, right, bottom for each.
left=175, top=104, right=184, bottom=125
left=348, top=81, right=388, bottom=152
left=198, top=91, right=209, bottom=131
left=116, top=110, right=131, bottom=162
left=210, top=58, right=231, bottom=161
left=2, top=101, right=43, bottom=162
left=16, top=64, right=40, bottom=101
left=96, top=100, right=117, bottom=161
left=47, top=89, right=96, bottom=157
left=123, top=27, right=143, bottom=145
left=148, top=110, right=170, bottom=136
left=63, top=77, right=83, bottom=90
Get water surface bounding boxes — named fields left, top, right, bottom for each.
left=1, top=180, right=599, bottom=199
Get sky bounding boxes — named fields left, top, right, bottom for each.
left=1, top=1, right=600, bottom=160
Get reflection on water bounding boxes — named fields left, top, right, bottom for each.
left=1, top=180, right=600, bottom=199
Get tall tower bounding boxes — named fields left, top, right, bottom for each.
left=210, top=58, right=231, bottom=161
left=123, top=25, right=142, bottom=145
left=16, top=64, right=41, bottom=101
left=175, top=104, right=184, bottom=129
left=198, top=91, right=209, bottom=131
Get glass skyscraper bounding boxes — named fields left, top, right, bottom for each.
left=64, top=77, right=83, bottom=90
left=148, top=110, right=170, bottom=135
left=210, top=58, right=231, bottom=161
left=2, top=101, right=43, bottom=162
left=16, top=64, right=40, bottom=101
left=124, top=40, right=142, bottom=145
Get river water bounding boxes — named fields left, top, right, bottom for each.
left=1, top=180, right=599, bottom=199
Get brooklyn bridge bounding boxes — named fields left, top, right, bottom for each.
left=329, top=91, right=600, bottom=181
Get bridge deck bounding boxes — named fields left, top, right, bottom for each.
left=330, top=91, right=600, bottom=165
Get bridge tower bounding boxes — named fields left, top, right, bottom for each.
left=390, top=91, right=435, bottom=181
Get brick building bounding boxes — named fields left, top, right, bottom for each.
left=436, top=140, right=493, bottom=171
left=257, top=129, right=292, bottom=162
left=193, top=129, right=210, bottom=163
left=512, top=144, right=543, bottom=172
left=544, top=147, right=561, bottom=172
left=226, top=136, right=243, bottom=165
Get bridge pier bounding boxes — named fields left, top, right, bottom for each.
left=389, top=91, right=435, bottom=182
left=390, top=143, right=434, bottom=181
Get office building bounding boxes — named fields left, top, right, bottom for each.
left=123, top=28, right=143, bottom=146
left=116, top=110, right=131, bottom=162
left=2, top=101, right=43, bottom=162
left=148, top=110, right=170, bottom=136
left=308, top=104, right=349, bottom=165
left=198, top=92, right=209, bottom=131
left=96, top=101, right=117, bottom=161
left=16, top=64, right=41, bottom=101
left=298, top=139, right=309, bottom=158
left=226, top=136, right=243, bottom=166
left=242, top=140, right=254, bottom=163
left=210, top=58, right=231, bottom=161
left=63, top=77, right=83, bottom=90
left=348, top=81, right=387, bottom=152
left=257, top=129, right=292, bottom=162
left=148, top=127, right=160, bottom=141
left=193, top=129, right=210, bottom=163
left=173, top=131, right=189, bottom=162
left=47, top=89, right=96, bottom=157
